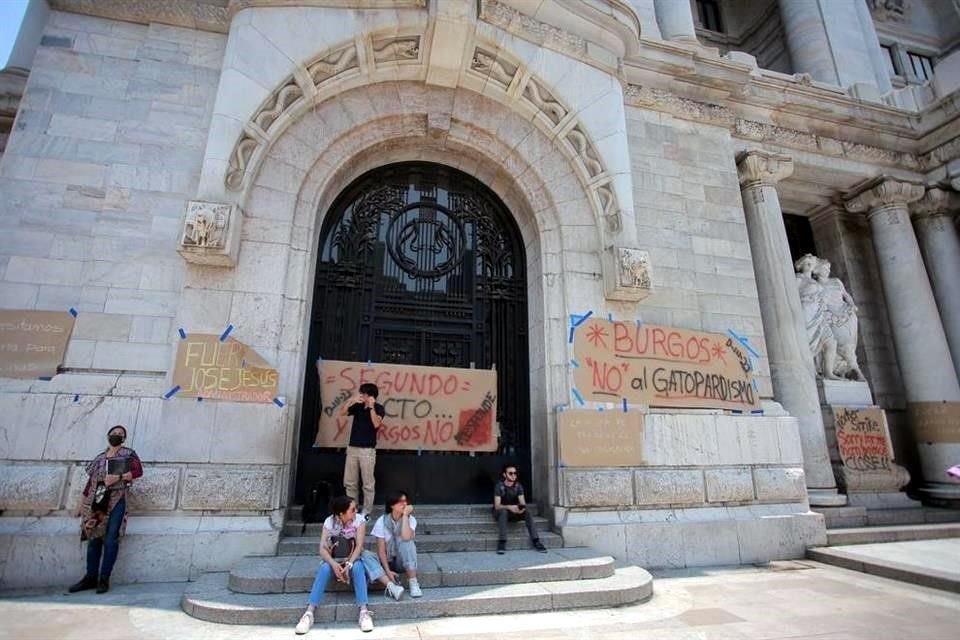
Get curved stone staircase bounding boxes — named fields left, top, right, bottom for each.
left=182, top=505, right=653, bottom=625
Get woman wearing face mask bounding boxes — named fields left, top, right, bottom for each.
left=69, top=424, right=143, bottom=594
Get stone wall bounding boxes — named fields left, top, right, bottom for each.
left=557, top=412, right=825, bottom=568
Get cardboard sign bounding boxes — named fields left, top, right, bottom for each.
left=572, top=319, right=759, bottom=410
left=0, top=310, right=75, bottom=379
left=171, top=334, right=278, bottom=402
left=833, top=406, right=894, bottom=471
left=316, top=360, right=498, bottom=451
left=557, top=409, right=645, bottom=467
left=909, top=401, right=960, bottom=444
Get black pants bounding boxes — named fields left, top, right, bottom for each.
left=494, top=508, right=538, bottom=542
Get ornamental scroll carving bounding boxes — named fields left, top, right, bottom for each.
left=371, top=36, right=421, bottom=64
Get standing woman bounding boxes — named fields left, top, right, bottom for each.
left=69, top=425, right=143, bottom=594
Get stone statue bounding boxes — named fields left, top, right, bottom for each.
left=795, top=254, right=838, bottom=379
left=795, top=254, right=865, bottom=381
left=814, top=258, right=865, bottom=381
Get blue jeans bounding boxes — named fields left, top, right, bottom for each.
left=86, top=497, right=125, bottom=579
left=308, top=559, right=368, bottom=607
left=388, top=538, right=418, bottom=573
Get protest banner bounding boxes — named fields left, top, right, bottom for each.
left=316, top=360, right=498, bottom=451
left=0, top=310, right=75, bottom=379
left=557, top=409, right=645, bottom=467
left=172, top=334, right=278, bottom=402
left=572, top=319, right=760, bottom=411
left=832, top=406, right=894, bottom=471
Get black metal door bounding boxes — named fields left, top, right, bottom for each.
left=296, top=163, right=530, bottom=504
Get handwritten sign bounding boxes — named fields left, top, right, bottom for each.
left=833, top=406, right=894, bottom=471
left=0, top=310, right=75, bottom=379
left=316, top=360, right=498, bottom=451
left=171, top=334, right=278, bottom=402
left=557, top=409, right=645, bottom=467
left=572, top=319, right=759, bottom=410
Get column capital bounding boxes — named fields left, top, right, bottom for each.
left=736, top=151, right=794, bottom=189
left=843, top=176, right=925, bottom=214
left=910, top=187, right=960, bottom=219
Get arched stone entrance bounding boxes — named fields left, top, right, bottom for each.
left=297, top=161, right=530, bottom=503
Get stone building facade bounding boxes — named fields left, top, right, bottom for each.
left=0, top=0, right=958, bottom=588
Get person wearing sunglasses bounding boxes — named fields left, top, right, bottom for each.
left=492, top=464, right=547, bottom=554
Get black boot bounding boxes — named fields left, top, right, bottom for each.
left=96, top=576, right=110, bottom=594
left=68, top=576, right=98, bottom=593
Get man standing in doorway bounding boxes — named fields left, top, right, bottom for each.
left=341, top=383, right=385, bottom=519
left=493, top=463, right=547, bottom=554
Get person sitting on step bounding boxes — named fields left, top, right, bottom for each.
left=370, top=490, right=422, bottom=598
left=294, top=496, right=402, bottom=635
left=492, top=464, right=547, bottom=554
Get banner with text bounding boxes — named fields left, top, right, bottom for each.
left=171, top=334, right=278, bottom=403
left=573, top=319, right=760, bottom=411
left=832, top=406, right=894, bottom=471
left=316, top=360, right=498, bottom=451
left=557, top=409, right=645, bottom=467
left=0, top=310, right=75, bottom=379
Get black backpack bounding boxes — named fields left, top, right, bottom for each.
left=300, top=481, right=333, bottom=534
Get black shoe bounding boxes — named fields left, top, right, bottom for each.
left=96, top=577, right=110, bottom=594
left=68, top=576, right=97, bottom=593
left=496, top=540, right=506, bottom=555
left=533, top=539, right=548, bottom=553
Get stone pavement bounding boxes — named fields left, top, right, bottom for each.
left=2, top=547, right=960, bottom=640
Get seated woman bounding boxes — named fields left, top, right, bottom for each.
left=370, top=490, right=422, bottom=597
left=69, top=424, right=143, bottom=594
left=294, top=496, right=404, bottom=635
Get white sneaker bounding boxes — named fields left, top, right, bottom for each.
left=408, top=578, right=422, bottom=598
left=358, top=609, right=374, bottom=632
left=385, top=581, right=404, bottom=601
left=294, top=610, right=314, bottom=635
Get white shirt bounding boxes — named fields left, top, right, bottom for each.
left=371, top=513, right=417, bottom=543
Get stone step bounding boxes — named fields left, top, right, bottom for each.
left=277, top=531, right=564, bottom=556
left=807, top=544, right=960, bottom=594
left=283, top=515, right=551, bottom=538
left=864, top=507, right=960, bottom=527
left=811, top=506, right=867, bottom=529
left=825, top=522, right=960, bottom=546
left=228, top=548, right=615, bottom=594
left=287, top=504, right=539, bottom=519
left=182, top=565, right=653, bottom=625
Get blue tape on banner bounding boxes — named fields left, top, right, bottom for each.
left=574, top=310, right=593, bottom=326
left=571, top=388, right=585, bottom=406
left=727, top=329, right=761, bottom=358
left=164, top=385, right=181, bottom=399
left=366, top=360, right=372, bottom=368
left=219, top=324, right=234, bottom=342
left=598, top=406, right=604, bottom=411
left=623, top=398, right=628, bottom=412
left=731, top=409, right=743, bottom=414
left=570, top=359, right=579, bottom=368
left=636, top=318, right=643, bottom=327
left=37, top=376, right=52, bottom=381
left=752, top=378, right=759, bottom=391
left=74, top=394, right=79, bottom=402
left=568, top=326, right=575, bottom=344
left=751, top=409, right=764, bottom=414
left=197, top=397, right=203, bottom=402
left=68, top=307, right=78, bottom=318
left=178, top=328, right=187, bottom=339
left=558, top=462, right=566, bottom=469
left=273, top=397, right=285, bottom=408
left=607, top=312, right=613, bottom=322
left=417, top=447, right=422, bottom=457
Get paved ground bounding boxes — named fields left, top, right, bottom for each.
left=2, top=549, right=960, bottom=639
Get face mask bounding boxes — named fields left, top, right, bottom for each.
left=108, top=434, right=124, bottom=447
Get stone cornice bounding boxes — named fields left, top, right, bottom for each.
left=49, top=0, right=230, bottom=33
left=843, top=177, right=926, bottom=214
left=736, top=150, right=794, bottom=189
left=910, top=187, right=960, bottom=218
left=228, top=0, right=427, bottom=19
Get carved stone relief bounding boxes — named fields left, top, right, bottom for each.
left=371, top=36, right=421, bottom=65
left=605, top=247, right=653, bottom=302
left=178, top=200, right=241, bottom=267
left=307, top=42, right=360, bottom=86
left=868, top=0, right=909, bottom=22
left=522, top=78, right=567, bottom=126
left=225, top=134, right=258, bottom=191
left=469, top=48, right=518, bottom=88
left=478, top=0, right=587, bottom=60
left=252, top=78, right=303, bottom=132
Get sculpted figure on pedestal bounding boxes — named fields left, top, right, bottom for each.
left=795, top=254, right=839, bottom=379
left=814, top=258, right=866, bottom=381
left=795, top=255, right=866, bottom=381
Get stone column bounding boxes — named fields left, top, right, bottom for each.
left=846, top=178, right=960, bottom=505
left=911, top=188, right=960, bottom=379
left=737, top=151, right=844, bottom=506
left=654, top=0, right=698, bottom=43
